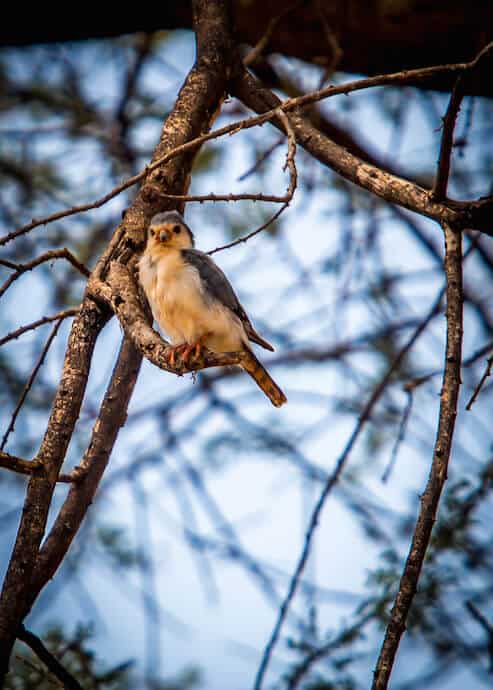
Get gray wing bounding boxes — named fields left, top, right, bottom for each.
left=181, top=249, right=274, bottom=351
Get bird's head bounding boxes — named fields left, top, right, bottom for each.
left=146, top=211, right=195, bottom=251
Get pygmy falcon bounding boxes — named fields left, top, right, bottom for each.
left=139, top=211, right=287, bottom=407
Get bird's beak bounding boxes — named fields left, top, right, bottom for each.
left=159, top=228, right=169, bottom=242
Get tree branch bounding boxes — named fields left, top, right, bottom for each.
left=432, top=42, right=493, bottom=200
left=0, top=299, right=109, bottom=676
left=231, top=50, right=493, bottom=235
left=90, top=264, right=244, bottom=374
left=32, top=337, right=141, bottom=593
left=0, top=308, right=79, bottom=348
left=0, top=249, right=90, bottom=299
left=254, top=287, right=445, bottom=690
left=17, top=625, right=83, bottom=690
left=1, top=319, right=65, bottom=451
left=372, top=223, right=463, bottom=690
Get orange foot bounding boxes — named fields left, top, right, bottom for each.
left=167, top=342, right=204, bottom=368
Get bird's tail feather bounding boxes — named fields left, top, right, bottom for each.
left=240, top=351, right=287, bottom=407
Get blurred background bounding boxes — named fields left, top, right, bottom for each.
left=1, top=20, right=493, bottom=690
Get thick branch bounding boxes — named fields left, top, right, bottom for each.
left=372, top=223, right=463, bottom=690
left=0, top=299, right=109, bottom=675
left=32, top=337, right=141, bottom=593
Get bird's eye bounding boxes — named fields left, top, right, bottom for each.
left=173, top=225, right=181, bottom=234
left=150, top=229, right=155, bottom=237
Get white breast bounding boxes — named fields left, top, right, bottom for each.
left=139, top=249, right=246, bottom=351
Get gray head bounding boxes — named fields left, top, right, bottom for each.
left=147, top=211, right=195, bottom=249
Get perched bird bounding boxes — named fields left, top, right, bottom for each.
left=138, top=211, right=287, bottom=407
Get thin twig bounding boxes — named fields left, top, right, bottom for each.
left=0, top=308, right=79, bottom=348
left=208, top=204, right=288, bottom=255
left=17, top=625, right=83, bottom=690
left=1, top=52, right=488, bottom=248
left=243, top=1, right=305, bottom=67
left=316, top=0, right=342, bottom=76
left=208, top=108, right=297, bottom=255
left=372, top=223, right=463, bottom=690
left=465, top=601, right=493, bottom=671
left=253, top=288, right=445, bottom=690
left=432, top=41, right=493, bottom=200
left=155, top=190, right=289, bottom=203
left=0, top=249, right=89, bottom=300
left=237, top=137, right=284, bottom=182
left=466, top=354, right=493, bottom=410
left=1, top=319, right=64, bottom=451
left=381, top=390, right=414, bottom=482
left=287, top=612, right=374, bottom=690
left=0, top=451, right=76, bottom=483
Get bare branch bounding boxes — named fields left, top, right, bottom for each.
left=0, top=452, right=40, bottom=478
left=0, top=451, right=76, bottom=483
left=32, top=336, right=142, bottom=593
left=0, top=249, right=90, bottom=300
left=232, top=51, right=493, bottom=235
left=381, top=390, right=414, bottom=483
left=0, top=299, right=109, bottom=675
left=254, top=288, right=445, bottom=690
left=208, top=108, right=297, bottom=254
left=17, top=625, right=83, bottom=690
left=1, top=319, right=64, bottom=451
left=372, top=223, right=463, bottom=690
left=466, top=354, right=493, bottom=411
left=432, top=42, right=493, bottom=200
left=0, top=309, right=79, bottom=348
left=208, top=203, right=288, bottom=255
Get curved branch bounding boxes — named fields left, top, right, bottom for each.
left=0, top=249, right=89, bottom=299
left=372, top=223, right=463, bottom=690
left=0, top=308, right=79, bottom=348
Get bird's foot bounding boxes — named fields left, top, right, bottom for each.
left=166, top=344, right=187, bottom=368
left=181, top=341, right=204, bottom=364
left=166, top=342, right=204, bottom=368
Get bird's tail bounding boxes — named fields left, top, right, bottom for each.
left=240, top=350, right=287, bottom=407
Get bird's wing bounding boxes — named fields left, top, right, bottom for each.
left=181, top=249, right=274, bottom=351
